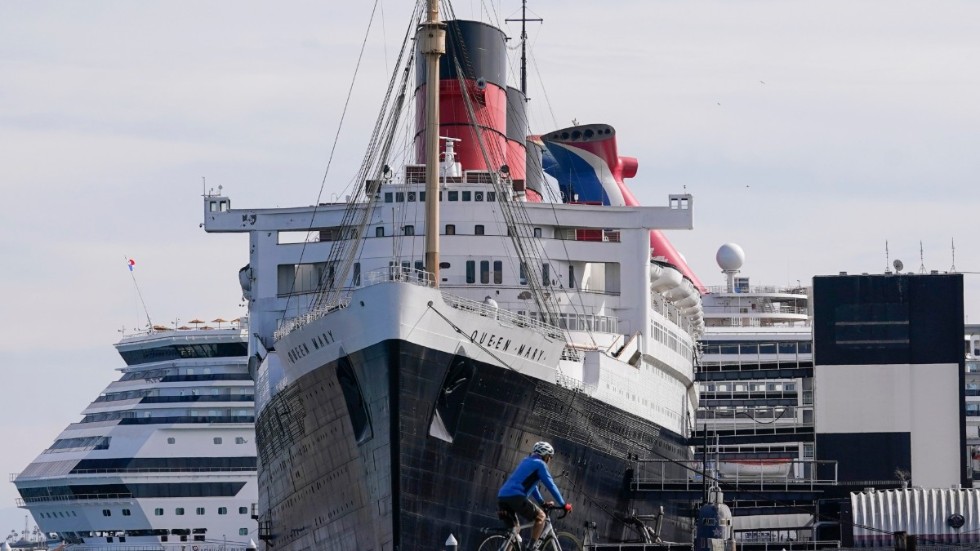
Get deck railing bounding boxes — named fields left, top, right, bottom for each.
left=631, top=458, right=837, bottom=491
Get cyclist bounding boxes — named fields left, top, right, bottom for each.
left=497, top=441, right=572, bottom=551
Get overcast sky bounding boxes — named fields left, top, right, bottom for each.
left=2, top=0, right=978, bottom=534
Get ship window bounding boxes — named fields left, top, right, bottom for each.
left=475, top=225, right=485, bottom=235
left=475, top=191, right=484, bottom=201
left=534, top=227, right=542, bottom=238
left=494, top=261, right=503, bottom=284
left=218, top=507, right=227, bottom=515
left=155, top=508, right=163, bottom=516
left=122, top=509, right=131, bottom=516
left=404, top=225, right=415, bottom=236
left=445, top=224, right=455, bottom=235
left=384, top=192, right=393, bottom=203
left=466, top=261, right=475, bottom=284
left=519, top=262, right=528, bottom=285
left=462, top=191, right=472, bottom=201
left=488, top=191, right=496, bottom=201
left=375, top=227, right=385, bottom=237
left=102, top=509, right=111, bottom=517
left=448, top=190, right=459, bottom=201
left=239, top=507, right=248, bottom=515
left=395, top=192, right=404, bottom=202
left=420, top=191, right=426, bottom=201
left=569, top=265, right=576, bottom=288
left=196, top=507, right=205, bottom=515
left=239, top=528, right=249, bottom=536
left=213, top=437, right=222, bottom=444
left=407, top=191, right=416, bottom=202
left=235, top=437, right=246, bottom=444
left=176, top=508, right=184, bottom=515
left=167, top=437, right=175, bottom=444
left=480, top=261, right=490, bottom=284
left=542, top=263, right=551, bottom=286
left=353, top=262, right=361, bottom=286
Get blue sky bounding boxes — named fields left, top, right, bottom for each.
left=1, top=0, right=978, bottom=534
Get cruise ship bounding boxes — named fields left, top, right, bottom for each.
left=12, top=321, right=258, bottom=550
left=204, top=3, right=707, bottom=549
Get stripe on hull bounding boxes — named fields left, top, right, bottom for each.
left=256, top=340, right=694, bottom=550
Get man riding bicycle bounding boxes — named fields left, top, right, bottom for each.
left=497, top=441, right=572, bottom=551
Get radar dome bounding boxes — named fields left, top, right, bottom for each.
left=716, top=243, right=745, bottom=272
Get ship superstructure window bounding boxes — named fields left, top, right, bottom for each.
left=475, top=225, right=484, bottom=235
left=569, top=265, right=576, bottom=288
left=404, top=225, right=415, bottom=236
left=462, top=191, right=472, bottom=201
left=407, top=191, right=416, bottom=202
left=475, top=191, right=484, bottom=201
left=488, top=191, right=496, bottom=201
left=384, top=192, right=393, bottom=203
left=102, top=509, right=111, bottom=517
left=176, top=508, right=185, bottom=515
left=466, top=261, right=475, bottom=284
left=480, top=261, right=490, bottom=284
left=122, top=509, right=131, bottom=516
left=218, top=507, right=227, bottom=515
left=235, top=436, right=246, bottom=444
left=376, top=227, right=385, bottom=237
left=395, top=192, right=405, bottom=202
left=239, top=528, right=249, bottom=536
left=213, top=437, right=222, bottom=445
left=353, top=262, right=361, bottom=286
left=448, top=191, right=459, bottom=201
left=494, top=261, right=503, bottom=284
left=155, top=508, right=163, bottom=516
left=519, top=262, right=528, bottom=285
left=239, top=507, right=248, bottom=514
left=542, top=263, right=551, bottom=286
left=533, top=227, right=542, bottom=238
left=445, top=224, right=455, bottom=235
left=196, top=507, right=205, bottom=515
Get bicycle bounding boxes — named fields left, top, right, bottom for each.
left=477, top=504, right=581, bottom=551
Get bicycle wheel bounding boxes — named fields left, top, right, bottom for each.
left=477, top=534, right=519, bottom=551
left=545, top=531, right=582, bottom=551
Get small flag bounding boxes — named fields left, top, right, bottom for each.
left=128, top=259, right=136, bottom=272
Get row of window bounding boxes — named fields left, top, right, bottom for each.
left=703, top=383, right=798, bottom=392
left=383, top=189, right=498, bottom=203
left=165, top=436, right=248, bottom=445
left=83, top=409, right=252, bottom=423
left=701, top=341, right=813, bottom=356
left=119, top=343, right=247, bottom=366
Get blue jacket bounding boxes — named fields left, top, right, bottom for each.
left=498, top=454, right=566, bottom=507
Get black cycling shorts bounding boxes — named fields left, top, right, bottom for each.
left=498, top=495, right=541, bottom=523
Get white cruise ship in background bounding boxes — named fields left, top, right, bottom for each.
left=12, top=320, right=258, bottom=550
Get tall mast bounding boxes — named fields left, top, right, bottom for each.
left=506, top=0, right=542, bottom=95
left=421, top=0, right=446, bottom=286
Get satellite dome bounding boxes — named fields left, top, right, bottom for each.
left=716, top=243, right=745, bottom=272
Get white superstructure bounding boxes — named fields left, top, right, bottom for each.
left=13, top=321, right=258, bottom=550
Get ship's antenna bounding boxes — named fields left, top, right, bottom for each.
left=506, top=0, right=543, bottom=95
left=125, top=256, right=153, bottom=328
left=951, top=238, right=957, bottom=273
left=885, top=240, right=890, bottom=274
left=919, top=240, right=926, bottom=274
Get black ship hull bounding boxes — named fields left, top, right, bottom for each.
left=256, top=339, right=694, bottom=550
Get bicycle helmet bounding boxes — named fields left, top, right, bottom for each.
left=532, top=441, right=555, bottom=457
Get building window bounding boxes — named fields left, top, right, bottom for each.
left=196, top=507, right=205, bottom=515
left=493, top=261, right=503, bottom=284
left=375, top=227, right=385, bottom=237
left=475, top=225, right=485, bottom=235
left=167, top=437, right=175, bottom=444
left=155, top=508, right=164, bottom=516
left=404, top=225, right=415, bottom=236
left=448, top=190, right=459, bottom=201
left=239, top=507, right=248, bottom=515
left=465, top=261, right=475, bottom=284
left=176, top=508, right=185, bottom=516
left=480, top=261, right=490, bottom=284
left=239, top=528, right=249, bottom=536
left=218, top=507, right=228, bottom=515
left=462, top=191, right=472, bottom=201
left=213, top=437, right=222, bottom=445
left=445, top=224, right=455, bottom=235
left=533, top=227, right=542, bottom=238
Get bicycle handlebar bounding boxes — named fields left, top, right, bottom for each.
left=544, top=504, right=571, bottom=520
